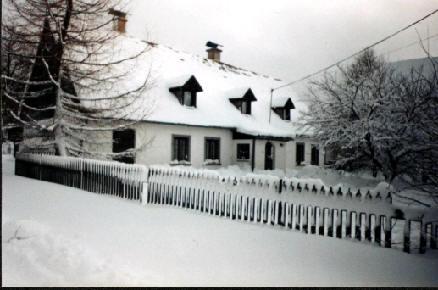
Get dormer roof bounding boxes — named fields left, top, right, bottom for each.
left=80, top=36, right=314, bottom=138
left=168, top=75, right=203, bottom=92
left=228, top=88, right=257, bottom=102
left=272, top=96, right=295, bottom=109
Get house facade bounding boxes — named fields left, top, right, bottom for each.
left=80, top=14, right=324, bottom=171
left=16, top=9, right=323, bottom=171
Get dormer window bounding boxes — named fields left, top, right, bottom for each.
left=272, top=97, right=295, bottom=121
left=229, top=88, right=257, bottom=115
left=169, top=75, right=203, bottom=108
left=109, top=8, right=127, bottom=33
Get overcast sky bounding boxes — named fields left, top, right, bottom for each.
left=124, top=0, right=438, bottom=86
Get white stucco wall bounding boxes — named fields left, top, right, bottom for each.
left=82, top=121, right=324, bottom=171
left=135, top=122, right=233, bottom=168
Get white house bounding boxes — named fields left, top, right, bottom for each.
left=81, top=11, right=325, bottom=171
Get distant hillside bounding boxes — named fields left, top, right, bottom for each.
left=390, top=57, right=437, bottom=76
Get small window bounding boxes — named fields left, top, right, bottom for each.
left=172, top=135, right=190, bottom=162
left=113, top=129, right=135, bottom=164
left=283, top=109, right=291, bottom=121
left=183, top=91, right=192, bottom=106
left=205, top=138, right=220, bottom=161
left=241, top=101, right=248, bottom=114
left=237, top=143, right=250, bottom=160
left=311, top=144, right=320, bottom=166
left=296, top=142, right=305, bottom=166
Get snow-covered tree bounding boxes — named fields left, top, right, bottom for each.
left=305, top=49, right=438, bottom=198
left=305, top=49, right=391, bottom=176
left=1, top=0, right=153, bottom=157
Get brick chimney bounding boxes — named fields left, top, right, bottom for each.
left=206, top=41, right=223, bottom=62
left=109, top=8, right=127, bottom=33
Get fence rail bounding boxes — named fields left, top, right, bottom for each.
left=15, top=153, right=438, bottom=254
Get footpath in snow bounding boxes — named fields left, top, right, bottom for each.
left=2, top=155, right=438, bottom=286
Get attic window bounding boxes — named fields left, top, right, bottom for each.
left=169, top=75, right=203, bottom=108
left=229, top=88, right=257, bottom=115
left=109, top=8, right=127, bottom=33
left=272, top=97, right=295, bottom=121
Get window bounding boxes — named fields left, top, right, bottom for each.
left=113, top=129, right=136, bottom=164
left=205, top=138, right=220, bottom=162
left=311, top=144, right=320, bottom=166
left=282, top=109, right=291, bottom=121
left=241, top=101, right=248, bottom=114
left=296, top=142, right=305, bottom=166
left=172, top=135, right=190, bottom=162
left=169, top=76, right=202, bottom=108
left=183, top=91, right=191, bottom=106
left=237, top=143, right=250, bottom=160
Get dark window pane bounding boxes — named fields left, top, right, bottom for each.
left=311, top=144, right=320, bottom=165
left=112, top=129, right=135, bottom=164
left=296, top=142, right=305, bottom=165
left=237, top=143, right=250, bottom=160
left=205, top=138, right=220, bottom=160
left=173, top=136, right=190, bottom=161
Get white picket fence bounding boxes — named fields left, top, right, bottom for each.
left=15, top=153, right=438, bottom=254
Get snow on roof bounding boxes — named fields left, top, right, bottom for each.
left=226, top=87, right=252, bottom=99
left=81, top=35, right=313, bottom=138
left=271, top=95, right=292, bottom=108
left=165, top=74, right=196, bottom=88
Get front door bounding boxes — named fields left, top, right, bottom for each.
left=264, top=142, right=274, bottom=170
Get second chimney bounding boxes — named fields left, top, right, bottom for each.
left=206, top=41, right=223, bottom=62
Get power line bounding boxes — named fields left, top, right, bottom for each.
left=384, top=33, right=438, bottom=55
left=274, top=8, right=438, bottom=91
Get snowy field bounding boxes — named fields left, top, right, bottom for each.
left=2, top=155, right=438, bottom=287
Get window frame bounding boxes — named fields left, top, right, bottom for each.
left=112, top=129, right=136, bottom=164
left=236, top=143, right=251, bottom=161
left=204, top=137, right=221, bottom=162
left=171, top=134, right=191, bottom=163
left=296, top=142, right=305, bottom=166
left=311, top=144, right=320, bottom=166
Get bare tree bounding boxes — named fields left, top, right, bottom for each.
left=2, top=0, right=154, bottom=158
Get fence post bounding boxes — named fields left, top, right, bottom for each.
left=341, top=210, right=347, bottom=239
left=370, top=214, right=376, bottom=243
left=80, top=159, right=83, bottom=190
left=409, top=220, right=422, bottom=254
left=323, top=208, right=329, bottom=237
left=141, top=182, right=148, bottom=205
left=307, top=206, right=313, bottom=234
left=351, top=212, right=357, bottom=239
left=380, top=215, right=387, bottom=248
left=332, top=209, right=338, bottom=237
left=391, top=218, right=407, bottom=252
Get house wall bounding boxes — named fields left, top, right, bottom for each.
left=134, top=122, right=233, bottom=168
left=82, top=121, right=324, bottom=171
left=231, top=139, right=253, bottom=170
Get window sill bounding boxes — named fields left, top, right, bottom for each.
left=170, top=160, right=191, bottom=166
left=204, top=159, right=221, bottom=166
left=236, top=159, right=250, bottom=162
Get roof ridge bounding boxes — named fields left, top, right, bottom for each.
left=141, top=39, right=284, bottom=83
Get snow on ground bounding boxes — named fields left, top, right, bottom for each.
left=2, top=155, right=438, bottom=286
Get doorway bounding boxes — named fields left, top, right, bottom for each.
left=264, top=142, right=275, bottom=170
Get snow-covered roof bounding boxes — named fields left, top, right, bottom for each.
left=82, top=35, right=313, bottom=138
left=271, top=95, right=292, bottom=108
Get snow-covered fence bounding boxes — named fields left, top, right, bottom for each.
left=146, top=170, right=438, bottom=254
left=146, top=166, right=394, bottom=219
left=15, top=153, right=148, bottom=201
left=14, top=154, right=437, bottom=254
